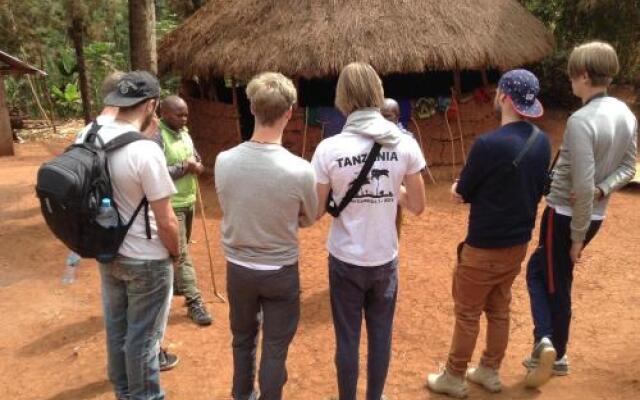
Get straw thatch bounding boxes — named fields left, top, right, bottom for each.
left=159, top=0, right=554, bottom=79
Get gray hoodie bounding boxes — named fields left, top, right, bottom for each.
left=546, top=96, right=637, bottom=242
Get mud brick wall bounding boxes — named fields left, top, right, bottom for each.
left=185, top=96, right=323, bottom=170
left=185, top=95, right=495, bottom=182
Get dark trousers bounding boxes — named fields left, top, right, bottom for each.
left=329, top=254, right=398, bottom=400
left=227, top=261, right=300, bottom=400
left=526, top=207, right=601, bottom=358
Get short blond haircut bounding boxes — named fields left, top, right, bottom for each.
left=101, top=71, right=126, bottom=99
left=246, top=72, right=297, bottom=125
left=567, top=41, right=619, bottom=86
left=335, top=62, right=385, bottom=115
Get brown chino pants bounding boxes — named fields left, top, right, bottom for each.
left=445, top=242, right=527, bottom=376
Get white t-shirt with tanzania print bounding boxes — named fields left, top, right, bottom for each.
left=312, top=132, right=426, bottom=266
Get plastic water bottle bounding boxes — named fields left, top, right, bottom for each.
left=96, top=198, right=119, bottom=263
left=62, top=252, right=81, bottom=284
left=96, top=198, right=119, bottom=228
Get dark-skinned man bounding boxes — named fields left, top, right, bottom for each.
left=156, top=95, right=213, bottom=326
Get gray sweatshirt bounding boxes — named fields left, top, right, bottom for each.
left=214, top=142, right=318, bottom=265
left=546, top=96, right=637, bottom=242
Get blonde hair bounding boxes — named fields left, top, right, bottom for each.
left=567, top=41, right=619, bottom=86
left=335, top=62, right=384, bottom=115
left=101, top=71, right=126, bottom=99
left=246, top=72, right=297, bottom=125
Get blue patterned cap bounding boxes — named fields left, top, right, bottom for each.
left=498, top=69, right=544, bottom=118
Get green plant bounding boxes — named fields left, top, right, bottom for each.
left=51, top=82, right=82, bottom=116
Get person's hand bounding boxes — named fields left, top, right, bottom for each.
left=594, top=187, right=604, bottom=201
left=451, top=181, right=463, bottom=204
left=570, top=241, right=584, bottom=264
left=192, top=162, right=205, bottom=175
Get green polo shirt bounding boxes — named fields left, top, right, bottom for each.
left=159, top=120, right=197, bottom=209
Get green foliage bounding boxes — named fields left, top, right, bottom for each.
left=51, top=83, right=82, bottom=116
left=521, top=0, right=640, bottom=107
left=1, top=0, right=204, bottom=119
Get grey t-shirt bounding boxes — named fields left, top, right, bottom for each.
left=214, top=142, right=318, bottom=266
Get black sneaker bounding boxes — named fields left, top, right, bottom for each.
left=159, top=348, right=179, bottom=371
left=187, top=299, right=213, bottom=326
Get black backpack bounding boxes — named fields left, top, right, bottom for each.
left=36, top=123, right=151, bottom=263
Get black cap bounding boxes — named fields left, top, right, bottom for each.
left=104, top=71, right=160, bottom=107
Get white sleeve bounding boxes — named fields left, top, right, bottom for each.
left=405, top=138, right=427, bottom=175
left=136, top=142, right=177, bottom=201
left=311, top=141, right=330, bottom=184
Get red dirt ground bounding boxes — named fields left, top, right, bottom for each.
left=1, top=111, right=639, bottom=400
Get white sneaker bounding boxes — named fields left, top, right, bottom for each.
left=523, top=354, right=569, bottom=376
left=467, top=364, right=502, bottom=393
left=427, top=369, right=468, bottom=399
left=524, top=338, right=557, bottom=388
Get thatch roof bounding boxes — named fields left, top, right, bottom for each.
left=0, top=50, right=47, bottom=76
left=159, top=0, right=554, bottom=80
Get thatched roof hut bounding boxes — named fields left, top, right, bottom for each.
left=158, top=0, right=554, bottom=179
left=159, top=0, right=554, bottom=79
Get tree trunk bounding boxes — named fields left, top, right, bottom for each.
left=0, top=76, right=15, bottom=157
left=129, top=0, right=158, bottom=74
left=69, top=17, right=92, bottom=124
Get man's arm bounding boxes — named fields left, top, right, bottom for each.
left=597, top=127, right=637, bottom=196
left=149, top=197, right=179, bottom=257
left=315, top=182, right=331, bottom=220
left=566, top=117, right=596, bottom=244
left=298, top=169, right=319, bottom=227
left=398, top=171, right=426, bottom=215
left=455, top=138, right=489, bottom=202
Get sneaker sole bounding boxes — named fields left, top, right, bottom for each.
left=523, top=360, right=569, bottom=376
left=426, top=378, right=468, bottom=399
left=524, top=347, right=557, bottom=388
left=467, top=376, right=501, bottom=393
left=159, top=358, right=179, bottom=372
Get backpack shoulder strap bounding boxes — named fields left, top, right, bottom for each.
left=327, top=142, right=383, bottom=217
left=103, top=131, right=152, bottom=239
left=82, top=122, right=104, bottom=147
left=512, top=124, right=541, bottom=168
left=103, top=131, right=149, bottom=152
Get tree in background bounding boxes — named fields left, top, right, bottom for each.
left=129, top=0, right=157, bottom=74
left=521, top=0, right=640, bottom=107
left=66, top=0, right=93, bottom=123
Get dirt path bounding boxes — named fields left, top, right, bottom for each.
left=0, top=117, right=639, bottom=399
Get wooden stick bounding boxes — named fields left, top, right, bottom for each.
left=301, top=106, right=309, bottom=159
left=452, top=89, right=467, bottom=164
left=409, top=117, right=436, bottom=184
left=25, top=74, right=55, bottom=134
left=231, top=80, right=243, bottom=143
left=444, top=111, right=457, bottom=181
left=196, top=183, right=226, bottom=303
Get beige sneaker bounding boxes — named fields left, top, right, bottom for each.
left=524, top=337, right=557, bottom=388
left=427, top=369, right=468, bottom=399
left=467, top=364, right=502, bottom=393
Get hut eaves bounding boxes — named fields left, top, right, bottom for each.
left=0, top=50, right=47, bottom=76
left=159, top=0, right=555, bottom=79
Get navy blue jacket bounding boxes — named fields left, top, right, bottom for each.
left=456, top=121, right=551, bottom=248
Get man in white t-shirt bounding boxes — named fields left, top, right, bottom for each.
left=312, top=62, right=426, bottom=400
left=86, top=71, right=179, bottom=400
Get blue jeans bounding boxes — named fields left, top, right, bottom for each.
left=99, top=256, right=173, bottom=400
left=526, top=207, right=601, bottom=358
left=329, top=254, right=398, bottom=400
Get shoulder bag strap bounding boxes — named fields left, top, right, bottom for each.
left=327, top=142, right=383, bottom=217
left=512, top=124, right=541, bottom=168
